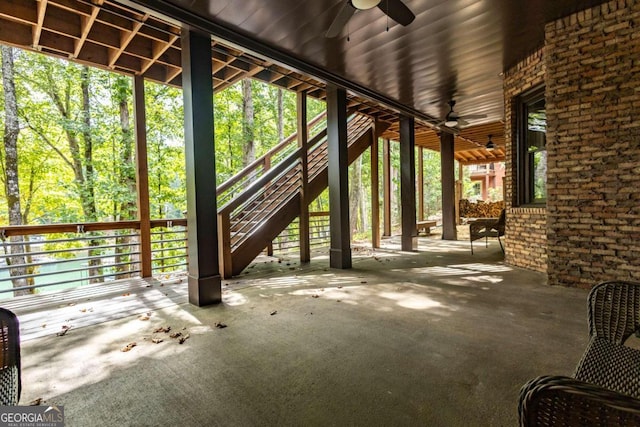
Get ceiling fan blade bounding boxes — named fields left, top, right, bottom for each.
left=460, top=114, right=488, bottom=120
left=377, top=0, right=415, bottom=26
left=326, top=2, right=357, bottom=38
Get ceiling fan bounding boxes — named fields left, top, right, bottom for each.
left=326, top=0, right=416, bottom=38
left=438, top=100, right=487, bottom=129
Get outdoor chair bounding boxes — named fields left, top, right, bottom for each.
left=0, top=307, right=21, bottom=405
left=469, top=209, right=505, bottom=254
left=518, top=281, right=640, bottom=426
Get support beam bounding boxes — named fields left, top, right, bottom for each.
left=182, top=29, right=221, bottom=306
left=440, top=132, right=457, bottom=240
left=418, top=146, right=424, bottom=222
left=326, top=85, right=351, bottom=269
left=456, top=163, right=463, bottom=225
left=400, top=116, right=417, bottom=251
left=297, top=91, right=310, bottom=263
left=371, top=128, right=380, bottom=248
left=133, top=75, right=151, bottom=278
left=382, top=138, right=391, bottom=237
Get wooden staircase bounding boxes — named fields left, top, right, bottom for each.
left=216, top=112, right=375, bottom=278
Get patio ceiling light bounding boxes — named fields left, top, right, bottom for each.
left=352, top=0, right=382, bottom=10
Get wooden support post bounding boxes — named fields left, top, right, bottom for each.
left=440, top=132, right=457, bottom=240
left=418, top=146, right=424, bottom=222
left=182, top=29, right=221, bottom=306
left=326, top=85, right=351, bottom=269
left=133, top=75, right=152, bottom=278
left=400, top=115, right=417, bottom=251
left=382, top=138, right=391, bottom=237
left=297, top=91, right=310, bottom=263
left=456, top=162, right=463, bottom=225
left=371, top=128, right=380, bottom=248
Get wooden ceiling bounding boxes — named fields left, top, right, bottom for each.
left=2, top=0, right=588, bottom=164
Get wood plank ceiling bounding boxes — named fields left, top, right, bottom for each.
left=0, top=0, right=605, bottom=164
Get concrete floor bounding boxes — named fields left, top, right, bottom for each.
left=4, top=235, right=591, bottom=426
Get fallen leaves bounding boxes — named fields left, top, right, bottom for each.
left=215, top=322, right=227, bottom=329
left=29, top=398, right=43, bottom=406
left=270, top=310, right=278, bottom=316
left=153, top=326, right=171, bottom=333
left=121, top=342, right=137, bottom=352
left=138, top=312, right=152, bottom=321
left=56, top=325, right=71, bottom=337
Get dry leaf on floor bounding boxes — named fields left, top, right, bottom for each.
left=121, top=342, right=137, bottom=352
left=178, top=334, right=190, bottom=344
left=169, top=332, right=182, bottom=339
left=56, top=325, right=71, bottom=337
left=215, top=322, right=227, bottom=329
left=29, top=398, right=43, bottom=406
left=41, top=324, right=46, bottom=328
left=153, top=326, right=171, bottom=333
left=152, top=338, right=163, bottom=344
left=270, top=310, right=278, bottom=316
left=138, top=315, right=150, bottom=321
left=80, top=308, right=87, bottom=313
left=311, top=295, right=319, bottom=299
left=122, top=292, right=130, bottom=297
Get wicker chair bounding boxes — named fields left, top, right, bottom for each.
left=469, top=209, right=505, bottom=254
left=0, top=307, right=21, bottom=405
left=519, top=281, right=640, bottom=426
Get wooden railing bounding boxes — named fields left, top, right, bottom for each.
left=216, top=111, right=327, bottom=206
left=217, top=113, right=374, bottom=277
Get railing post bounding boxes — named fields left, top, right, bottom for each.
left=217, top=212, right=232, bottom=279
left=133, top=75, right=152, bottom=277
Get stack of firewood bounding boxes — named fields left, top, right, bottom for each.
left=459, top=199, right=505, bottom=218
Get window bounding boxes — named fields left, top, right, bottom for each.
left=517, top=87, right=546, bottom=205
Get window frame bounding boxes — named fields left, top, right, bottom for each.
left=516, top=86, right=547, bottom=206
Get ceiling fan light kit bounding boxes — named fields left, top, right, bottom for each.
left=326, top=0, right=415, bottom=38
left=352, top=0, right=381, bottom=10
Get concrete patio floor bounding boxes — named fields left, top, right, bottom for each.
left=4, top=234, right=591, bottom=426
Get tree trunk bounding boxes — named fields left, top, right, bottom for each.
left=1, top=46, right=30, bottom=296
left=114, top=77, right=136, bottom=278
left=79, top=66, right=102, bottom=283
left=349, top=157, right=364, bottom=235
left=242, top=79, right=255, bottom=167
left=277, top=88, right=284, bottom=142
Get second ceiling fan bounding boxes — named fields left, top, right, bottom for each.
left=326, top=0, right=416, bottom=38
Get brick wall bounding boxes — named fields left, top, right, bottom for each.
left=503, top=50, right=547, bottom=273
left=545, top=0, right=640, bottom=288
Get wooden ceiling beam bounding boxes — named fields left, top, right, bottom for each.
left=73, top=0, right=103, bottom=59
left=139, top=33, right=177, bottom=74
left=33, top=0, right=47, bottom=47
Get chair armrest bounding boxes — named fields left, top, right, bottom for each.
left=587, top=281, right=640, bottom=344
left=519, top=375, right=640, bottom=426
